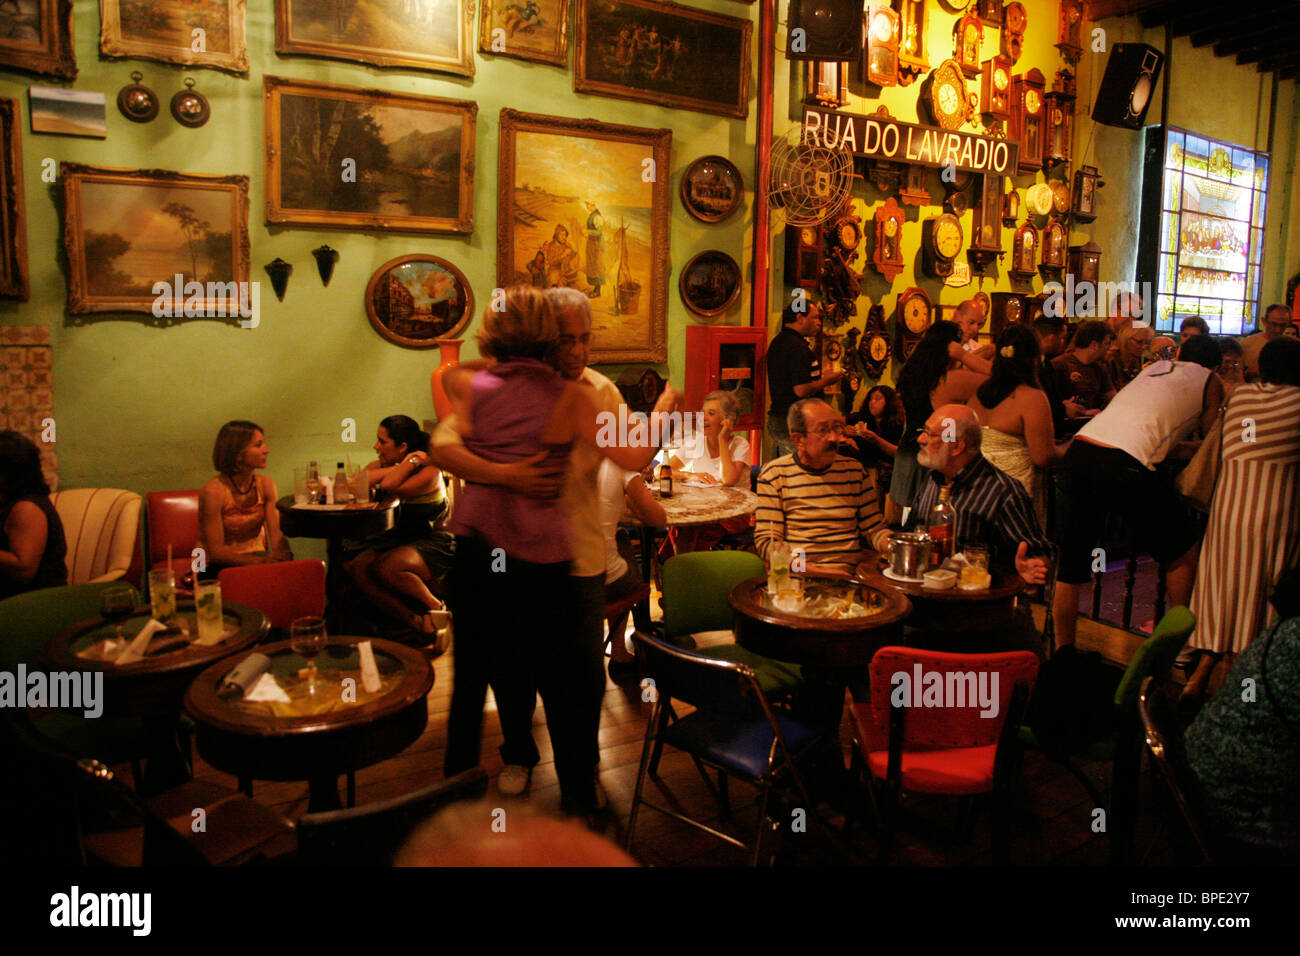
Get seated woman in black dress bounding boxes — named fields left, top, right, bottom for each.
left=842, top=385, right=904, bottom=501
left=345, top=415, right=455, bottom=640
left=0, top=431, right=67, bottom=600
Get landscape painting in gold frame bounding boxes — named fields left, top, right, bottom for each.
left=478, top=0, right=570, bottom=67
left=275, top=0, right=474, bottom=77
left=99, top=0, right=248, bottom=74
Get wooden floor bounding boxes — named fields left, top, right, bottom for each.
left=177, top=590, right=1205, bottom=867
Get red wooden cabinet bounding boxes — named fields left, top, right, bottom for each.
left=684, top=325, right=766, bottom=432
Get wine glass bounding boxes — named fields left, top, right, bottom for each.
left=289, top=616, right=328, bottom=696
left=100, top=586, right=136, bottom=641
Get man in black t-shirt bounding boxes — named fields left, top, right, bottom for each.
left=766, top=301, right=842, bottom=456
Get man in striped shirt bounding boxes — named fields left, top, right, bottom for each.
left=755, top=398, right=892, bottom=573
left=913, top=405, right=1052, bottom=583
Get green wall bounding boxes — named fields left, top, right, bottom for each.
left=0, top=0, right=760, bottom=508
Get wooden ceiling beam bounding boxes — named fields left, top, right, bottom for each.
left=1088, top=0, right=1164, bottom=21
left=1238, top=33, right=1300, bottom=67
left=1139, top=0, right=1221, bottom=32
left=1259, top=53, right=1300, bottom=74
left=1203, top=15, right=1288, bottom=53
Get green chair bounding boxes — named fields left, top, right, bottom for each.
left=661, top=551, right=803, bottom=698
left=0, top=582, right=155, bottom=785
left=1020, top=605, right=1196, bottom=864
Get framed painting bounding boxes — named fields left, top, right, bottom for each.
left=365, top=254, right=474, bottom=348
left=498, top=109, right=670, bottom=364
left=0, top=0, right=75, bottom=79
left=479, top=0, right=569, bottom=67
left=574, top=0, right=751, bottom=119
left=264, top=77, right=476, bottom=235
left=61, top=164, right=250, bottom=316
left=99, top=0, right=248, bottom=74
left=275, top=0, right=474, bottom=77
left=0, top=100, right=29, bottom=301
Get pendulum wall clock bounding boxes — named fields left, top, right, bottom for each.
left=785, top=224, right=823, bottom=289
left=1072, top=164, right=1102, bottom=223
left=895, top=286, right=934, bottom=360
left=872, top=196, right=906, bottom=283
left=954, top=13, right=983, bottom=78
left=1008, top=222, right=1038, bottom=282
left=976, top=0, right=1002, bottom=27
left=1043, top=72, right=1075, bottom=169
left=968, top=173, right=1002, bottom=275
left=1010, top=68, right=1046, bottom=174
left=1057, top=0, right=1083, bottom=62
left=895, top=0, right=928, bottom=86
left=989, top=291, right=1026, bottom=337
left=980, top=55, right=1013, bottom=121
left=922, top=213, right=964, bottom=279
left=864, top=4, right=900, bottom=88
left=1039, top=220, right=1066, bottom=282
left=1002, top=2, right=1026, bottom=63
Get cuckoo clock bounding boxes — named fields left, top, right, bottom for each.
left=1008, top=222, right=1038, bottom=282
left=864, top=4, right=900, bottom=88
left=895, top=0, right=928, bottom=86
left=872, top=196, right=906, bottom=283
left=1009, top=68, right=1045, bottom=174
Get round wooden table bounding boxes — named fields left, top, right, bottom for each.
left=855, top=560, right=1024, bottom=646
left=276, top=495, right=399, bottom=623
left=41, top=600, right=268, bottom=793
left=184, top=636, right=434, bottom=812
left=728, top=573, right=912, bottom=669
left=631, top=481, right=759, bottom=585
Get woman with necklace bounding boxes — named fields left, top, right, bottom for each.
left=198, top=420, right=292, bottom=571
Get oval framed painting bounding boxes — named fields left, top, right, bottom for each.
left=364, top=255, right=474, bottom=348
left=679, top=250, right=741, bottom=318
left=680, top=155, right=744, bottom=224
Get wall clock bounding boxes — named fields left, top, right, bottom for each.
left=1002, top=2, right=1026, bottom=63
left=872, top=196, right=906, bottom=283
left=820, top=331, right=845, bottom=395
left=1057, top=0, right=1083, bottom=62
left=784, top=224, right=823, bottom=289
left=973, top=290, right=990, bottom=321
left=1039, top=219, right=1066, bottom=282
left=1008, top=222, right=1038, bottom=282
left=925, top=60, right=970, bottom=131
left=968, top=173, right=1002, bottom=275
left=864, top=4, right=900, bottom=88
left=1044, top=73, right=1075, bottom=169
left=859, top=304, right=892, bottom=379
left=980, top=55, right=1012, bottom=120
left=1025, top=182, right=1053, bottom=218
left=1072, top=164, right=1101, bottom=222
left=977, top=0, right=1002, bottom=26
left=1068, top=241, right=1102, bottom=288
left=989, top=291, right=1025, bottom=337
left=1050, top=180, right=1071, bottom=218
left=1025, top=292, right=1050, bottom=324
left=954, top=13, right=983, bottom=78
left=899, top=163, right=931, bottom=206
left=1009, top=68, right=1045, bottom=173
left=895, top=286, right=934, bottom=360
left=922, top=213, right=964, bottom=279
left=896, top=0, right=928, bottom=86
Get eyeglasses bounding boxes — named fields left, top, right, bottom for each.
left=920, top=426, right=947, bottom=440
left=806, top=422, right=846, bottom=437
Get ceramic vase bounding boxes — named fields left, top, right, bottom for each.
left=429, top=338, right=463, bottom=421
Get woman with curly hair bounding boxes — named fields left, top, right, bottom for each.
left=0, top=431, right=66, bottom=600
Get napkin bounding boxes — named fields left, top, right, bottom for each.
left=358, top=640, right=382, bottom=694
left=216, top=652, right=273, bottom=700
left=115, top=619, right=167, bottom=666
left=244, top=672, right=292, bottom=703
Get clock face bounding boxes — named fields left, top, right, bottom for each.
left=994, top=67, right=1008, bottom=90
left=934, top=218, right=963, bottom=259
left=904, top=296, right=931, bottom=333
left=1024, top=88, right=1041, bottom=114
left=839, top=222, right=861, bottom=249
left=1044, top=224, right=1065, bottom=263
left=884, top=218, right=898, bottom=237
left=871, top=11, right=894, bottom=42
left=1006, top=297, right=1022, bottom=322
left=1051, top=181, right=1071, bottom=214
left=870, top=336, right=888, bottom=361
left=1006, top=3, right=1026, bottom=32
left=800, top=227, right=816, bottom=246
left=939, top=84, right=961, bottom=115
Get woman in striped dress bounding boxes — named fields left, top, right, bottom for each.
left=1183, top=338, right=1300, bottom=706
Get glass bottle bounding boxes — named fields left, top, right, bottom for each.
left=305, top=460, right=321, bottom=504
left=658, top=462, right=673, bottom=498
left=333, top=461, right=352, bottom=503
left=927, top=485, right=956, bottom=567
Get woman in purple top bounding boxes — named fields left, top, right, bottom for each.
left=441, top=286, right=654, bottom=808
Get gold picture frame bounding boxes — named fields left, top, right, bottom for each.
left=61, top=164, right=250, bottom=317
left=0, top=0, right=75, bottom=80
left=0, top=99, right=29, bottom=300
left=479, top=0, right=570, bottom=67
left=99, top=0, right=249, bottom=74
left=264, top=77, right=476, bottom=236
left=365, top=254, right=475, bottom=349
left=497, top=108, right=670, bottom=364
left=275, top=0, right=475, bottom=77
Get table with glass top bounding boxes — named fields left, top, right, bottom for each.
left=184, top=637, right=434, bottom=812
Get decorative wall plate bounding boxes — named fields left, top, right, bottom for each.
left=680, top=155, right=744, bottom=223
left=679, top=250, right=741, bottom=317
left=364, top=254, right=474, bottom=348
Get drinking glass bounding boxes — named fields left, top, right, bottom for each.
left=349, top=466, right=370, bottom=504
left=768, top=539, right=792, bottom=596
left=194, top=579, right=224, bottom=644
left=148, top=568, right=176, bottom=623
left=964, top=545, right=989, bottom=570
left=289, top=616, right=328, bottom=695
left=293, top=467, right=309, bottom=505
left=100, top=586, right=136, bottom=641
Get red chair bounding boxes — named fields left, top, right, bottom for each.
left=217, top=560, right=326, bottom=631
left=849, top=646, right=1039, bottom=864
left=145, top=490, right=201, bottom=593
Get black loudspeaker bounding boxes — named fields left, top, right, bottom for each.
left=1093, top=42, right=1164, bottom=129
left=786, top=0, right=862, bottom=61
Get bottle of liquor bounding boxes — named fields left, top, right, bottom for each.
left=305, top=461, right=321, bottom=504
left=658, top=462, right=673, bottom=498
left=927, top=485, right=956, bottom=567
left=333, top=461, right=352, bottom=503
